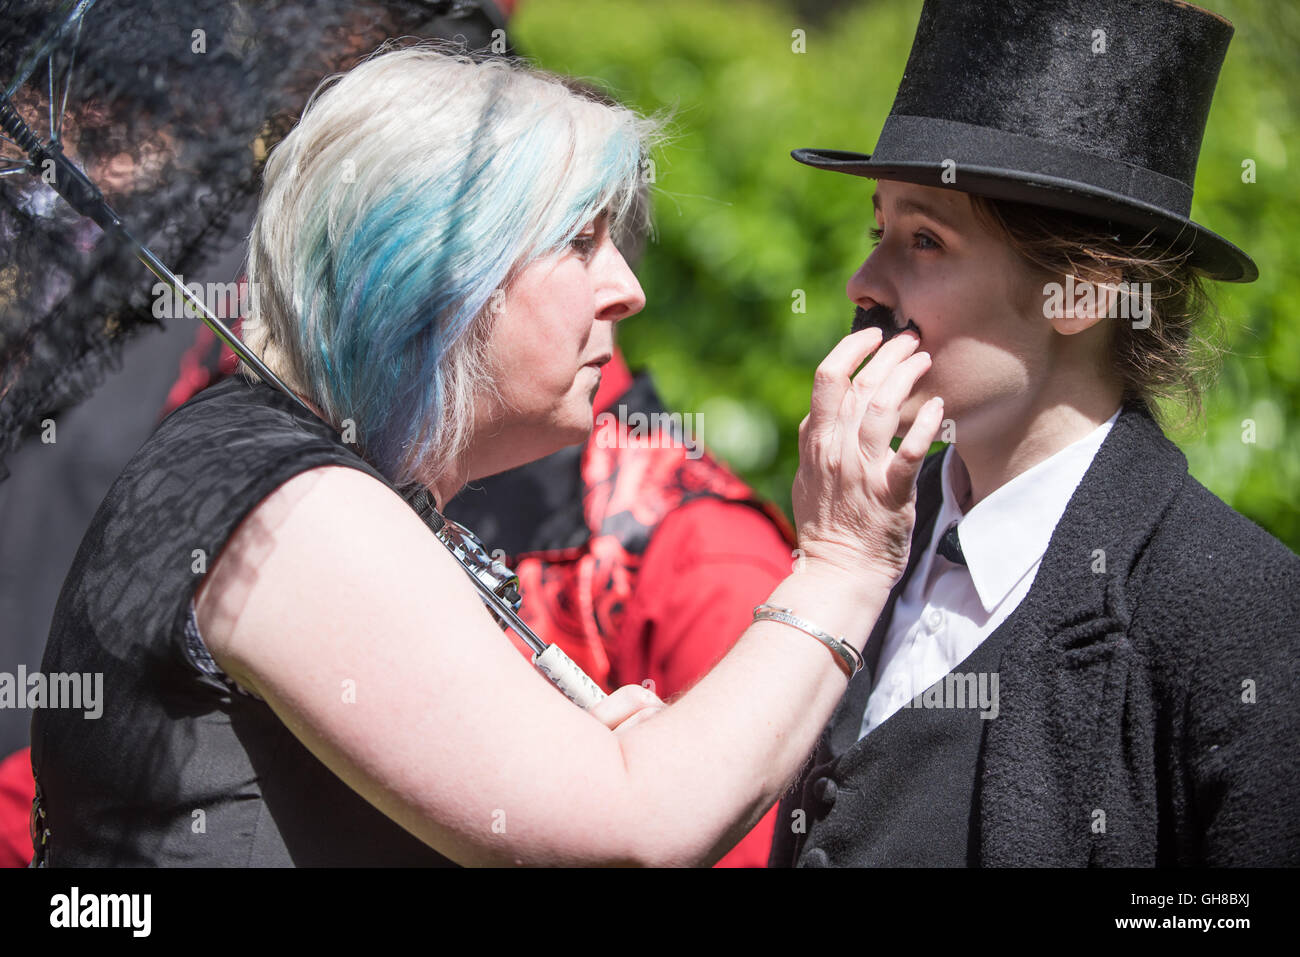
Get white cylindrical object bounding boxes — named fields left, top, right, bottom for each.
left=533, top=644, right=607, bottom=710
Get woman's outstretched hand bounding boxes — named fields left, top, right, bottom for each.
left=792, top=327, right=944, bottom=587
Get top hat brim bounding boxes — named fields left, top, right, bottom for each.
left=792, top=147, right=1257, bottom=283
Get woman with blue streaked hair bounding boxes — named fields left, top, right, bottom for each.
left=31, top=45, right=943, bottom=866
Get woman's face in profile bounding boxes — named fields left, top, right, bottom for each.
left=471, top=212, right=645, bottom=477
left=846, top=180, right=1060, bottom=450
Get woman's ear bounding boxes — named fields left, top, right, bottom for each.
left=1043, top=270, right=1124, bottom=336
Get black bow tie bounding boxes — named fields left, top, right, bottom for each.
left=936, top=521, right=967, bottom=566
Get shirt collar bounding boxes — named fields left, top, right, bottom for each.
left=938, top=409, right=1120, bottom=613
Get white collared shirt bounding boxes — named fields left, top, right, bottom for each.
left=858, top=410, right=1120, bottom=739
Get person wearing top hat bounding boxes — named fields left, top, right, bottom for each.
left=771, top=0, right=1300, bottom=867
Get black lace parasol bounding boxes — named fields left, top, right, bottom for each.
left=0, top=0, right=509, bottom=479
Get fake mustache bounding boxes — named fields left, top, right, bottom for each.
left=852, top=304, right=921, bottom=342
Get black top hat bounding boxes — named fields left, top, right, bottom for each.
left=794, top=0, right=1256, bottom=282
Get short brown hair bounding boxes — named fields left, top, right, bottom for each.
left=969, top=195, right=1222, bottom=427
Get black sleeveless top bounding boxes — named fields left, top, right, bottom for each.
left=31, top=377, right=458, bottom=866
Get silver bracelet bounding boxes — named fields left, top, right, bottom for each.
left=752, top=604, right=864, bottom=678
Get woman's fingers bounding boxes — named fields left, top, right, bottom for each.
left=848, top=330, right=920, bottom=405
left=887, top=395, right=945, bottom=503
left=587, top=683, right=665, bottom=733
left=793, top=323, right=941, bottom=586
left=807, top=327, right=883, bottom=443
left=855, top=349, right=932, bottom=461
left=610, top=701, right=667, bottom=736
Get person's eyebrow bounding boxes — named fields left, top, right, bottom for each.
left=871, top=191, right=958, bottom=232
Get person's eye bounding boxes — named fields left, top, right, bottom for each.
left=570, top=234, right=597, bottom=258
left=868, top=223, right=941, bottom=252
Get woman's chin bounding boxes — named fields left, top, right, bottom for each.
left=568, top=417, right=597, bottom=448
left=534, top=417, right=595, bottom=458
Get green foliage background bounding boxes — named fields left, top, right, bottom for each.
left=513, top=0, right=1300, bottom=550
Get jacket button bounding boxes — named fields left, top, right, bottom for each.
left=812, top=776, right=838, bottom=807
left=799, top=847, right=831, bottom=868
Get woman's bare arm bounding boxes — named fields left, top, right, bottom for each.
left=197, top=328, right=939, bottom=866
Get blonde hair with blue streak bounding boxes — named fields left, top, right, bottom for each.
left=243, top=44, right=657, bottom=488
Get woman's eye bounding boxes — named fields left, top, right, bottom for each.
left=869, top=226, right=940, bottom=252
left=570, top=234, right=597, bottom=257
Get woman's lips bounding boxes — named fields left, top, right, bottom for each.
left=852, top=304, right=922, bottom=342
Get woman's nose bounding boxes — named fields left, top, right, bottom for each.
left=846, top=249, right=890, bottom=311
left=846, top=256, right=873, bottom=308
left=598, top=250, right=646, bottom=323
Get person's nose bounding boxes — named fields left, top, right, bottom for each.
left=596, top=247, right=646, bottom=323
left=846, top=248, right=893, bottom=313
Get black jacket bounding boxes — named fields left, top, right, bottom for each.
left=770, top=401, right=1300, bottom=866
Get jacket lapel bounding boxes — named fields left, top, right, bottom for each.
left=976, top=401, right=1187, bottom=865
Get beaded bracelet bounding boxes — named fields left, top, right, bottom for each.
left=752, top=603, right=864, bottom=678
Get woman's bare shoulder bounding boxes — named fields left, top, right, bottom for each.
left=193, top=464, right=433, bottom=690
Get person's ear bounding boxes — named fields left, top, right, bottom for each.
left=1045, top=270, right=1123, bottom=336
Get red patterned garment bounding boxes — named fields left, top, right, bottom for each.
left=510, top=364, right=793, bottom=692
